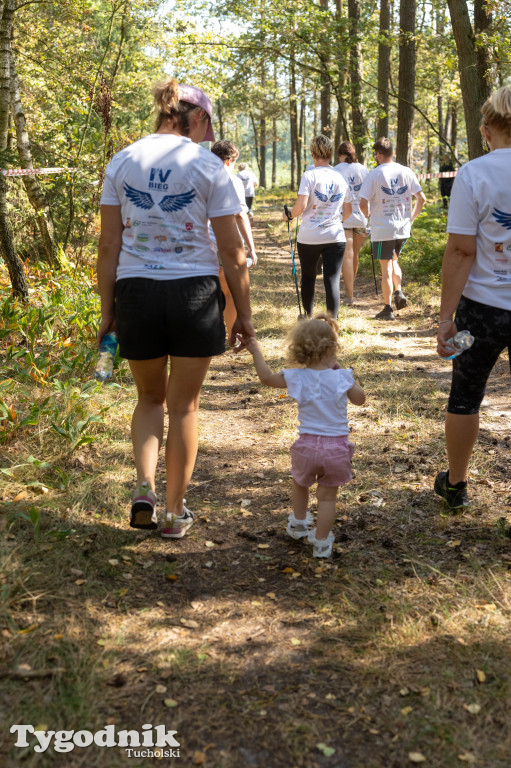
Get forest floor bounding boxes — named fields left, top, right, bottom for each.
left=1, top=198, right=510, bottom=768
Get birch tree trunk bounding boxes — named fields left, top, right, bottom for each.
left=0, top=0, right=28, bottom=299
left=10, top=51, right=60, bottom=267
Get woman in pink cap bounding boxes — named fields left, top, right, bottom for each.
left=97, top=77, right=255, bottom=540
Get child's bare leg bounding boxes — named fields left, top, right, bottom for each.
left=292, top=479, right=309, bottom=520
left=316, top=485, right=338, bottom=539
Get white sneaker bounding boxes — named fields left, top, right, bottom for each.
left=161, top=506, right=195, bottom=539
left=307, top=529, right=335, bottom=558
left=286, top=510, right=314, bottom=540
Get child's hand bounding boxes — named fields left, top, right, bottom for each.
left=246, top=337, right=261, bottom=354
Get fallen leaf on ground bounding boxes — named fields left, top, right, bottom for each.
left=408, top=753, right=426, bottom=763
left=180, top=618, right=199, bottom=629
left=457, top=753, right=476, bottom=763
left=164, top=699, right=178, bottom=707
left=257, top=543, right=269, bottom=549
left=193, top=752, right=205, bottom=765
left=316, top=743, right=335, bottom=757
left=475, top=669, right=486, bottom=683
left=464, top=703, right=481, bottom=714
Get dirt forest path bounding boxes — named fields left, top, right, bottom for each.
left=2, top=204, right=510, bottom=768
left=110, top=206, right=509, bottom=768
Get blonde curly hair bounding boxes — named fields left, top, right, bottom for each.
left=481, top=86, right=511, bottom=139
left=286, top=314, right=339, bottom=366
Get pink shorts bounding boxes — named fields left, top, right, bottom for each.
left=290, top=434, right=354, bottom=488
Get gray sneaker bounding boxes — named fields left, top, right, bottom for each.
left=161, top=507, right=195, bottom=539
left=393, top=289, right=407, bottom=310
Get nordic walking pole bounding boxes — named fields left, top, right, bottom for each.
left=370, top=250, right=379, bottom=296
left=284, top=205, right=303, bottom=317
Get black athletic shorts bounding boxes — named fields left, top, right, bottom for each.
left=447, top=296, right=511, bottom=415
left=371, top=239, right=407, bottom=261
left=115, top=276, right=226, bottom=360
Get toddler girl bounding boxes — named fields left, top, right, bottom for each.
left=247, top=315, right=365, bottom=557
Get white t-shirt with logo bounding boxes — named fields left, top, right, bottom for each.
left=209, top=170, right=247, bottom=248
left=297, top=166, right=351, bottom=245
left=447, top=148, right=511, bottom=311
left=333, top=162, right=369, bottom=229
left=237, top=169, right=258, bottom=196
left=359, top=161, right=422, bottom=241
left=282, top=367, right=354, bottom=436
left=101, top=133, right=241, bottom=281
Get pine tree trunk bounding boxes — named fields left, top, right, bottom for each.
left=319, top=0, right=331, bottom=136
left=377, top=0, right=391, bottom=137
left=0, top=0, right=28, bottom=299
left=272, top=119, right=277, bottom=187
left=446, top=0, right=490, bottom=159
left=290, top=56, right=298, bottom=189
left=348, top=0, right=367, bottom=162
left=298, top=96, right=305, bottom=180
left=396, top=0, right=416, bottom=166
left=10, top=51, right=60, bottom=267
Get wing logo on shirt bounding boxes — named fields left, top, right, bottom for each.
left=123, top=182, right=196, bottom=212
left=493, top=208, right=511, bottom=230
left=352, top=183, right=362, bottom=192
left=314, top=189, right=344, bottom=203
left=381, top=183, right=408, bottom=196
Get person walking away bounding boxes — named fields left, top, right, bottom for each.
left=359, top=137, right=426, bottom=320
left=97, top=77, right=255, bottom=539
left=246, top=316, right=365, bottom=557
left=333, top=141, right=369, bottom=305
left=237, top=163, right=258, bottom=217
left=283, top=134, right=352, bottom=319
left=439, top=155, right=455, bottom=210
left=211, top=140, right=257, bottom=339
left=435, top=86, right=511, bottom=510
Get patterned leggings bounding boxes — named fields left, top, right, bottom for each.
left=448, top=296, right=511, bottom=415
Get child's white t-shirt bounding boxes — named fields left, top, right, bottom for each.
left=359, top=161, right=422, bottom=241
left=447, top=148, right=511, bottom=311
left=297, top=167, right=351, bottom=245
left=101, top=133, right=240, bottom=281
left=282, top=367, right=354, bottom=436
left=333, top=162, right=369, bottom=229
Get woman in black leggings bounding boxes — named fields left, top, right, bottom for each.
left=284, top=135, right=352, bottom=318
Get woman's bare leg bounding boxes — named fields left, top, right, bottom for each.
left=218, top=266, right=236, bottom=342
left=165, top=356, right=212, bottom=516
left=128, top=356, right=168, bottom=491
left=341, top=230, right=355, bottom=299
left=352, top=232, right=367, bottom=285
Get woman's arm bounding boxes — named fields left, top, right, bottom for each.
left=342, top=201, right=352, bottom=222
left=282, top=194, right=308, bottom=221
left=211, top=214, right=256, bottom=348
left=96, top=205, right=123, bottom=344
left=235, top=210, right=257, bottom=267
left=246, top=338, right=287, bottom=388
left=437, top=233, right=477, bottom=357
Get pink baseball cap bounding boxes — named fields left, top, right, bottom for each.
left=178, top=84, right=215, bottom=142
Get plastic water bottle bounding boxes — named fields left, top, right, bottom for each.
left=246, top=256, right=253, bottom=268
left=443, top=330, right=474, bottom=360
left=94, top=332, right=118, bottom=382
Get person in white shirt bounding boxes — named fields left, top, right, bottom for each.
left=98, top=77, right=255, bottom=539
left=435, top=86, right=511, bottom=511
left=211, top=140, right=257, bottom=337
left=359, top=137, right=426, bottom=320
left=247, top=315, right=365, bottom=558
left=284, top=135, right=352, bottom=319
left=237, top=163, right=258, bottom=214
left=333, top=140, right=369, bottom=305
